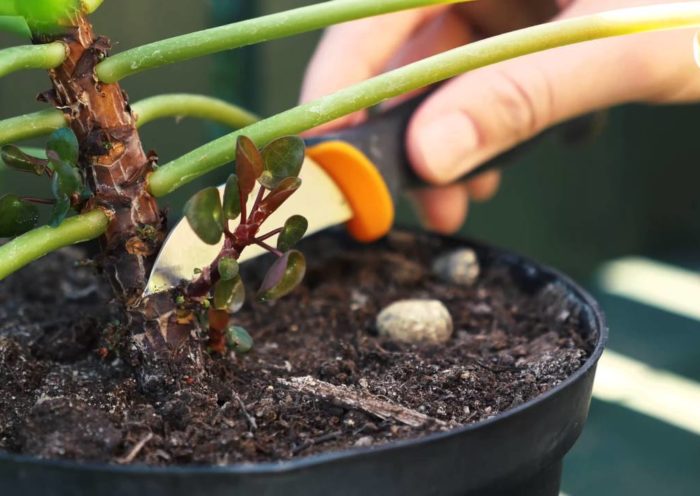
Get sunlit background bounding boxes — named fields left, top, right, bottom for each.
left=1, top=1, right=699, bottom=494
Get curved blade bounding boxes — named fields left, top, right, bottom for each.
left=144, top=157, right=352, bottom=296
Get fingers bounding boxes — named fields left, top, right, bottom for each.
left=406, top=24, right=685, bottom=184
left=410, top=183, right=470, bottom=234
left=465, top=170, right=501, bottom=202
left=379, top=9, right=474, bottom=108
left=409, top=170, right=501, bottom=234
left=299, top=6, right=447, bottom=134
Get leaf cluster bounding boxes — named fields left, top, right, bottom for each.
left=0, top=128, right=90, bottom=237
left=182, top=135, right=309, bottom=354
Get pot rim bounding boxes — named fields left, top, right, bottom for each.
left=0, top=234, right=608, bottom=475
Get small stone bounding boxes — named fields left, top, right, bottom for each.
left=354, top=436, right=374, bottom=447
left=376, top=299, right=453, bottom=344
left=432, top=248, right=480, bottom=287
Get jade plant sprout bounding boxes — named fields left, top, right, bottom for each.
left=0, top=0, right=699, bottom=369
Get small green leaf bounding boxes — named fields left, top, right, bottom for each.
left=213, top=276, right=245, bottom=313
left=222, top=174, right=241, bottom=220
left=218, top=256, right=239, bottom=281
left=235, top=136, right=263, bottom=198
left=49, top=195, right=71, bottom=227
left=259, top=136, right=305, bottom=189
left=46, top=128, right=79, bottom=164
left=49, top=156, right=83, bottom=199
left=258, top=177, right=301, bottom=217
left=0, top=194, right=39, bottom=237
left=184, top=187, right=224, bottom=245
left=225, top=325, right=253, bottom=354
left=277, top=215, right=308, bottom=252
left=0, top=145, right=50, bottom=175
left=258, top=250, right=306, bottom=302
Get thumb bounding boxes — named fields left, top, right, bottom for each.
left=406, top=30, right=672, bottom=184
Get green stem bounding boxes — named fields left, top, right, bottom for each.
left=0, top=16, right=30, bottom=38
left=0, top=42, right=67, bottom=79
left=81, top=0, right=104, bottom=14
left=0, top=94, right=259, bottom=146
left=133, top=94, right=259, bottom=129
left=0, top=209, right=109, bottom=280
left=0, top=109, right=66, bottom=145
left=149, top=2, right=700, bottom=198
left=95, top=0, right=469, bottom=83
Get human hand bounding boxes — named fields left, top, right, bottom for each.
left=301, top=0, right=700, bottom=233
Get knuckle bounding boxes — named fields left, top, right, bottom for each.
left=489, top=66, right=553, bottom=140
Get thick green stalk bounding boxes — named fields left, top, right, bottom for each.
left=149, top=2, right=700, bottom=198
left=0, top=209, right=108, bottom=280
left=0, top=109, right=66, bottom=145
left=133, top=94, right=259, bottom=129
left=0, top=42, right=66, bottom=78
left=0, top=16, right=30, bottom=38
left=81, top=0, right=104, bottom=13
left=0, top=94, right=258, bottom=145
left=95, top=0, right=469, bottom=83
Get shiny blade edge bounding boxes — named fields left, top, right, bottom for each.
left=144, top=157, right=353, bottom=296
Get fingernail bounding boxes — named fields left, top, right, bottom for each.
left=415, top=112, right=479, bottom=182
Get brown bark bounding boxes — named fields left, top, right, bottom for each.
left=34, top=15, right=193, bottom=359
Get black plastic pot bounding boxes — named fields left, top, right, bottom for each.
left=0, top=233, right=607, bottom=496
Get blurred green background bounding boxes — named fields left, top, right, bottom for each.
left=2, top=4, right=700, bottom=495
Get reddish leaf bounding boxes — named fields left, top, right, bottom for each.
left=259, top=136, right=305, bottom=189
left=258, top=177, right=301, bottom=217
left=236, top=136, right=263, bottom=198
left=258, top=250, right=306, bottom=301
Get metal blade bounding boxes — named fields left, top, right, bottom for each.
left=144, top=156, right=353, bottom=296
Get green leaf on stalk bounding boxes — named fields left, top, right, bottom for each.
left=277, top=215, right=308, bottom=252
left=213, top=276, right=245, bottom=313
left=218, top=256, right=239, bottom=281
left=49, top=156, right=83, bottom=199
left=235, top=136, right=263, bottom=198
left=258, top=177, right=301, bottom=217
left=184, top=187, right=224, bottom=245
left=259, top=136, right=305, bottom=189
left=258, top=250, right=306, bottom=302
left=0, top=194, right=39, bottom=237
left=49, top=195, right=71, bottom=227
left=222, top=174, right=241, bottom=220
left=225, top=325, right=253, bottom=354
left=0, top=145, right=50, bottom=175
left=46, top=128, right=79, bottom=164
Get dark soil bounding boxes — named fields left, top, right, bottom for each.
left=0, top=231, right=594, bottom=466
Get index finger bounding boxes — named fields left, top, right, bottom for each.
left=300, top=6, right=447, bottom=134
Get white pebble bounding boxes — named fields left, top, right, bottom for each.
left=432, top=248, right=480, bottom=287
left=376, top=300, right=453, bottom=344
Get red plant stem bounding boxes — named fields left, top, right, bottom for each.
left=239, top=186, right=248, bottom=225
left=250, top=186, right=265, bottom=216
left=255, top=227, right=282, bottom=243
left=20, top=196, right=56, bottom=205
left=254, top=240, right=283, bottom=257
